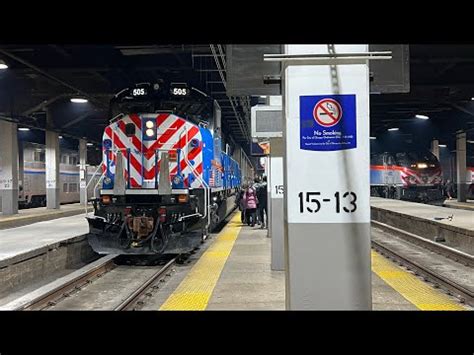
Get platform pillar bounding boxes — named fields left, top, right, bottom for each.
left=283, top=45, right=372, bottom=310
left=45, top=130, right=60, bottom=209
left=456, top=131, right=467, bottom=202
left=0, top=120, right=19, bottom=215
left=79, top=139, right=87, bottom=206
left=431, top=139, right=440, bottom=160
left=269, top=137, right=284, bottom=270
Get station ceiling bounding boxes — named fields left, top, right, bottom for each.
left=0, top=44, right=473, bottom=160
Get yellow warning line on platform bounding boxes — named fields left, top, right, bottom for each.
left=159, top=213, right=242, bottom=310
left=371, top=250, right=467, bottom=311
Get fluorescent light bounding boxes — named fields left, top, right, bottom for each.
left=370, top=136, right=376, bottom=140
left=86, top=142, right=93, bottom=146
left=18, top=127, right=30, bottom=131
left=415, top=114, right=429, bottom=120
left=59, top=135, right=63, bottom=139
left=70, top=98, right=88, bottom=103
left=467, top=140, right=474, bottom=144
left=439, top=144, right=447, bottom=148
left=0, top=60, right=8, bottom=70
left=388, top=127, right=399, bottom=131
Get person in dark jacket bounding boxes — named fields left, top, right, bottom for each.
left=256, top=176, right=268, bottom=229
left=445, top=179, right=455, bottom=200
left=235, top=186, right=246, bottom=223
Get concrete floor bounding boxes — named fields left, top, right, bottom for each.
left=0, top=203, right=91, bottom=229
left=371, top=197, right=474, bottom=232
left=207, top=226, right=285, bottom=310
left=205, top=223, right=417, bottom=310
left=0, top=214, right=88, bottom=263
left=444, top=199, right=474, bottom=212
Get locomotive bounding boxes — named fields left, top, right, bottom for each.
left=370, top=150, right=443, bottom=202
left=86, top=81, right=241, bottom=255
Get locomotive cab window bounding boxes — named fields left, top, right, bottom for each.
left=69, top=156, right=78, bottom=165
left=125, top=123, right=136, bottom=137
left=34, top=151, right=45, bottom=162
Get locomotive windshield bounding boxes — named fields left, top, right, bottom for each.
left=394, top=151, right=439, bottom=166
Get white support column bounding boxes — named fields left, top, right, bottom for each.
left=79, top=139, right=87, bottom=206
left=269, top=137, right=284, bottom=270
left=456, top=131, right=467, bottom=202
left=45, top=130, right=60, bottom=209
left=283, top=45, right=372, bottom=310
left=0, top=120, right=19, bottom=215
left=431, top=139, right=440, bottom=160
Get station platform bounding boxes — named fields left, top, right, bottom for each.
left=0, top=203, right=91, bottom=230
left=156, top=213, right=467, bottom=311
left=443, top=199, right=474, bottom=212
left=0, top=213, right=93, bottom=304
left=371, top=197, right=474, bottom=255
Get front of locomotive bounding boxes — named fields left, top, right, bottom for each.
left=395, top=151, right=443, bottom=201
left=87, top=83, right=212, bottom=255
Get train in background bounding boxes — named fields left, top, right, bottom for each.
left=86, top=81, right=241, bottom=256
left=19, top=142, right=100, bottom=208
left=370, top=150, right=444, bottom=202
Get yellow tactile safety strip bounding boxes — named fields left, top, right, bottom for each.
left=371, top=250, right=467, bottom=311
left=159, top=213, right=242, bottom=310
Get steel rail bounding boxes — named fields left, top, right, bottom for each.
left=371, top=240, right=473, bottom=307
left=113, top=257, right=176, bottom=311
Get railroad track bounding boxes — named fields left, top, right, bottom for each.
left=371, top=220, right=474, bottom=307
left=16, top=255, right=177, bottom=311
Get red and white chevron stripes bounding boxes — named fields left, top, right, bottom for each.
left=102, top=113, right=203, bottom=188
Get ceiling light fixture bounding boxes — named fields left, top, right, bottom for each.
left=439, top=144, right=447, bottom=148
left=388, top=127, right=399, bottom=131
left=70, top=97, right=88, bottom=103
left=18, top=127, right=30, bottom=131
left=370, top=136, right=376, bottom=140
left=415, top=114, right=429, bottom=120
left=86, top=142, right=93, bottom=146
left=0, top=59, right=8, bottom=70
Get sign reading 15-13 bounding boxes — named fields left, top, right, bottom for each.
left=300, top=94, right=356, bottom=151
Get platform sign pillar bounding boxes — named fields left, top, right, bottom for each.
left=269, top=137, right=285, bottom=270
left=79, top=139, right=87, bottom=206
left=0, top=120, right=19, bottom=215
left=456, top=131, right=467, bottom=202
left=282, top=45, right=372, bottom=310
left=431, top=139, right=440, bottom=160
left=45, top=129, right=60, bottom=209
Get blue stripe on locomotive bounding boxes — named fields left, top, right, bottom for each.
left=199, top=126, right=214, bottom=186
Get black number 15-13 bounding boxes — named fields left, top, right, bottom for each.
left=298, top=191, right=357, bottom=214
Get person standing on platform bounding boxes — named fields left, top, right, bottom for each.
left=445, top=179, right=455, bottom=200
left=256, top=176, right=268, bottom=229
left=253, top=176, right=262, bottom=225
left=242, top=184, right=258, bottom=227
left=236, top=185, right=246, bottom=224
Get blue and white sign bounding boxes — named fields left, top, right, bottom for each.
left=300, top=94, right=356, bottom=151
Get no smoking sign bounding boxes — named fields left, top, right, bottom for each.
left=300, top=94, right=357, bottom=151
left=313, top=98, right=343, bottom=127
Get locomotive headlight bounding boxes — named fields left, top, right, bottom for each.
left=417, top=163, right=428, bottom=169
left=145, top=120, right=155, bottom=129
left=145, top=128, right=155, bottom=137
left=104, top=177, right=112, bottom=185
left=173, top=175, right=181, bottom=185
